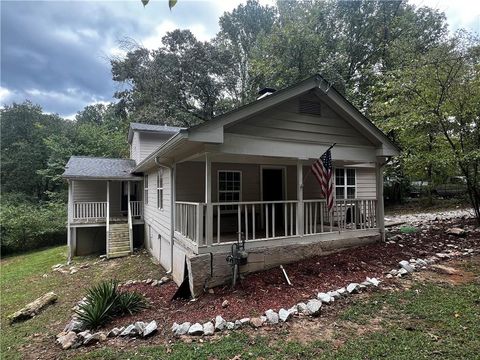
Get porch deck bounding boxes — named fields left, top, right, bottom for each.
left=71, top=200, right=144, bottom=226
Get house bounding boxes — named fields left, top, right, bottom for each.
left=63, top=75, right=399, bottom=297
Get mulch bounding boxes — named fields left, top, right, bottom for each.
left=106, top=217, right=479, bottom=337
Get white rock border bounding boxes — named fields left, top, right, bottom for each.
left=171, top=245, right=477, bottom=337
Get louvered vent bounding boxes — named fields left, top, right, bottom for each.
left=299, top=98, right=321, bottom=116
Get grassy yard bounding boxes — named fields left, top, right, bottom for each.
left=0, top=246, right=163, bottom=359
left=1, top=246, right=479, bottom=359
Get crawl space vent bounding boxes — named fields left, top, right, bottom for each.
left=299, top=98, right=322, bottom=116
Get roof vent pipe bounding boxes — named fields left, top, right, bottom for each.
left=257, top=87, right=276, bottom=100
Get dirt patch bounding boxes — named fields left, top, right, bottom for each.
left=412, top=257, right=479, bottom=286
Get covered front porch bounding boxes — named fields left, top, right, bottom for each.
left=172, top=153, right=384, bottom=255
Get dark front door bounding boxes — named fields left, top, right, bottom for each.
left=262, top=168, right=284, bottom=233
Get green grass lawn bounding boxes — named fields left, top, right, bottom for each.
left=1, top=246, right=479, bottom=359
left=0, top=246, right=163, bottom=359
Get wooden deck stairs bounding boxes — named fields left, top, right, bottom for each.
left=107, top=222, right=131, bottom=258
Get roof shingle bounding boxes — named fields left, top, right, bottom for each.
left=62, top=156, right=141, bottom=180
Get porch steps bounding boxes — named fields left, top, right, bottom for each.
left=107, top=223, right=131, bottom=259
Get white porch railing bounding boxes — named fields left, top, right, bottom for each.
left=175, top=198, right=377, bottom=247
left=304, top=199, right=377, bottom=235
left=130, top=201, right=143, bottom=217
left=73, top=201, right=107, bottom=220
left=175, top=202, right=204, bottom=244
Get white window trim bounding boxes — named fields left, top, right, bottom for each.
left=217, top=170, right=242, bottom=213
left=157, top=168, right=164, bottom=210
left=144, top=175, right=149, bottom=205
left=334, top=167, right=357, bottom=200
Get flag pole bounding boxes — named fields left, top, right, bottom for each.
left=301, top=143, right=336, bottom=186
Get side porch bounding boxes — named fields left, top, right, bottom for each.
left=66, top=179, right=144, bottom=260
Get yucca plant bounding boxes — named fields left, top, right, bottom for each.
left=115, top=292, right=147, bottom=315
left=75, top=280, right=146, bottom=329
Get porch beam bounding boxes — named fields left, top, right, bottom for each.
left=128, top=181, right=133, bottom=253
left=297, top=160, right=304, bottom=236
left=205, top=153, right=213, bottom=246
left=67, top=180, right=73, bottom=263
left=375, top=160, right=385, bottom=241
left=106, top=180, right=110, bottom=258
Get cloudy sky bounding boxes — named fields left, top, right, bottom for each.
left=1, top=0, right=479, bottom=118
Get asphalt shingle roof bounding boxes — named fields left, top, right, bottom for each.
left=129, top=123, right=185, bottom=133
left=62, top=156, right=141, bottom=180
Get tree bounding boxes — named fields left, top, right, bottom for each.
left=112, top=30, right=233, bottom=127
left=373, top=32, right=480, bottom=221
left=215, top=0, right=276, bottom=104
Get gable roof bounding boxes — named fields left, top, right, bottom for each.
left=128, top=123, right=185, bottom=143
left=187, top=74, right=400, bottom=155
left=62, top=156, right=142, bottom=180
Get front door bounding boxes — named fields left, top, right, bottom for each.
left=262, top=168, right=285, bottom=233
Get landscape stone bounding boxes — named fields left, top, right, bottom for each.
left=134, top=321, right=146, bottom=334
left=446, top=227, right=466, bottom=236
left=151, top=280, right=158, bottom=287
left=160, top=276, right=170, bottom=283
left=234, top=320, right=242, bottom=329
left=366, top=277, right=380, bottom=286
left=83, top=332, right=106, bottom=346
left=278, top=308, right=291, bottom=322
left=57, top=331, right=81, bottom=350
left=226, top=321, right=235, bottom=330
left=215, top=315, right=227, bottom=331
left=306, top=299, right=322, bottom=316
left=346, top=283, right=360, bottom=293
left=188, top=323, right=204, bottom=336
left=249, top=317, right=264, bottom=328
left=222, top=300, right=229, bottom=308
left=431, top=264, right=460, bottom=275
left=174, top=322, right=191, bottom=336
left=203, top=321, right=214, bottom=336
left=265, top=309, right=279, bottom=324
left=317, top=292, right=333, bottom=304
left=8, top=291, right=58, bottom=324
left=239, top=318, right=250, bottom=325
left=399, top=260, right=414, bottom=273
left=64, top=319, right=85, bottom=333
left=120, top=324, right=137, bottom=336
left=328, top=290, right=341, bottom=299
left=107, top=327, right=124, bottom=337
left=296, top=302, right=308, bottom=313
left=337, top=287, right=347, bottom=296
left=398, top=268, right=408, bottom=276
left=143, top=321, right=157, bottom=337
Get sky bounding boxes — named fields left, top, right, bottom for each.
left=1, top=0, right=479, bottom=118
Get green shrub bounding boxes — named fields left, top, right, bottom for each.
left=0, top=198, right=66, bottom=255
left=75, top=280, right=146, bottom=329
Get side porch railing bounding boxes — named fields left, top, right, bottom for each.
left=72, top=201, right=144, bottom=222
left=174, top=198, right=377, bottom=247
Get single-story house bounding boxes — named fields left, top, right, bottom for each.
left=63, top=74, right=399, bottom=297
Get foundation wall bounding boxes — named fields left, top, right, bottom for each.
left=184, top=232, right=380, bottom=297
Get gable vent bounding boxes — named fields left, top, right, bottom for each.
left=299, top=98, right=322, bottom=116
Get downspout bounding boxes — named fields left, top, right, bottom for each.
left=155, top=157, right=175, bottom=275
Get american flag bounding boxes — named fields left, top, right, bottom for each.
left=311, top=149, right=334, bottom=212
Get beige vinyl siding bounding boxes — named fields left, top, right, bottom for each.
left=356, top=167, right=377, bottom=199
left=72, top=180, right=123, bottom=216
left=226, top=95, right=375, bottom=147
left=143, top=167, right=172, bottom=269
left=138, top=133, right=171, bottom=163
left=130, top=132, right=140, bottom=163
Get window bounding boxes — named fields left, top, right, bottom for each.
left=144, top=175, right=148, bottom=205
left=335, top=168, right=356, bottom=199
left=218, top=170, right=241, bottom=210
left=157, top=168, right=164, bottom=209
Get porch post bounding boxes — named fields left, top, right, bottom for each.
left=67, top=180, right=73, bottom=264
left=375, top=161, right=385, bottom=241
left=205, top=153, right=213, bottom=246
left=128, top=181, right=133, bottom=253
left=106, top=180, right=110, bottom=258
left=297, top=160, right=304, bottom=236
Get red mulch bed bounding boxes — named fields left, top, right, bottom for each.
left=107, top=217, right=479, bottom=337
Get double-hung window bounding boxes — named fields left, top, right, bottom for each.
left=335, top=168, right=356, bottom=199
left=144, top=175, right=149, bottom=205
left=218, top=170, right=241, bottom=211
left=157, top=168, right=164, bottom=210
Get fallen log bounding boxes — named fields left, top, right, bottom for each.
left=8, top=291, right=58, bottom=324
